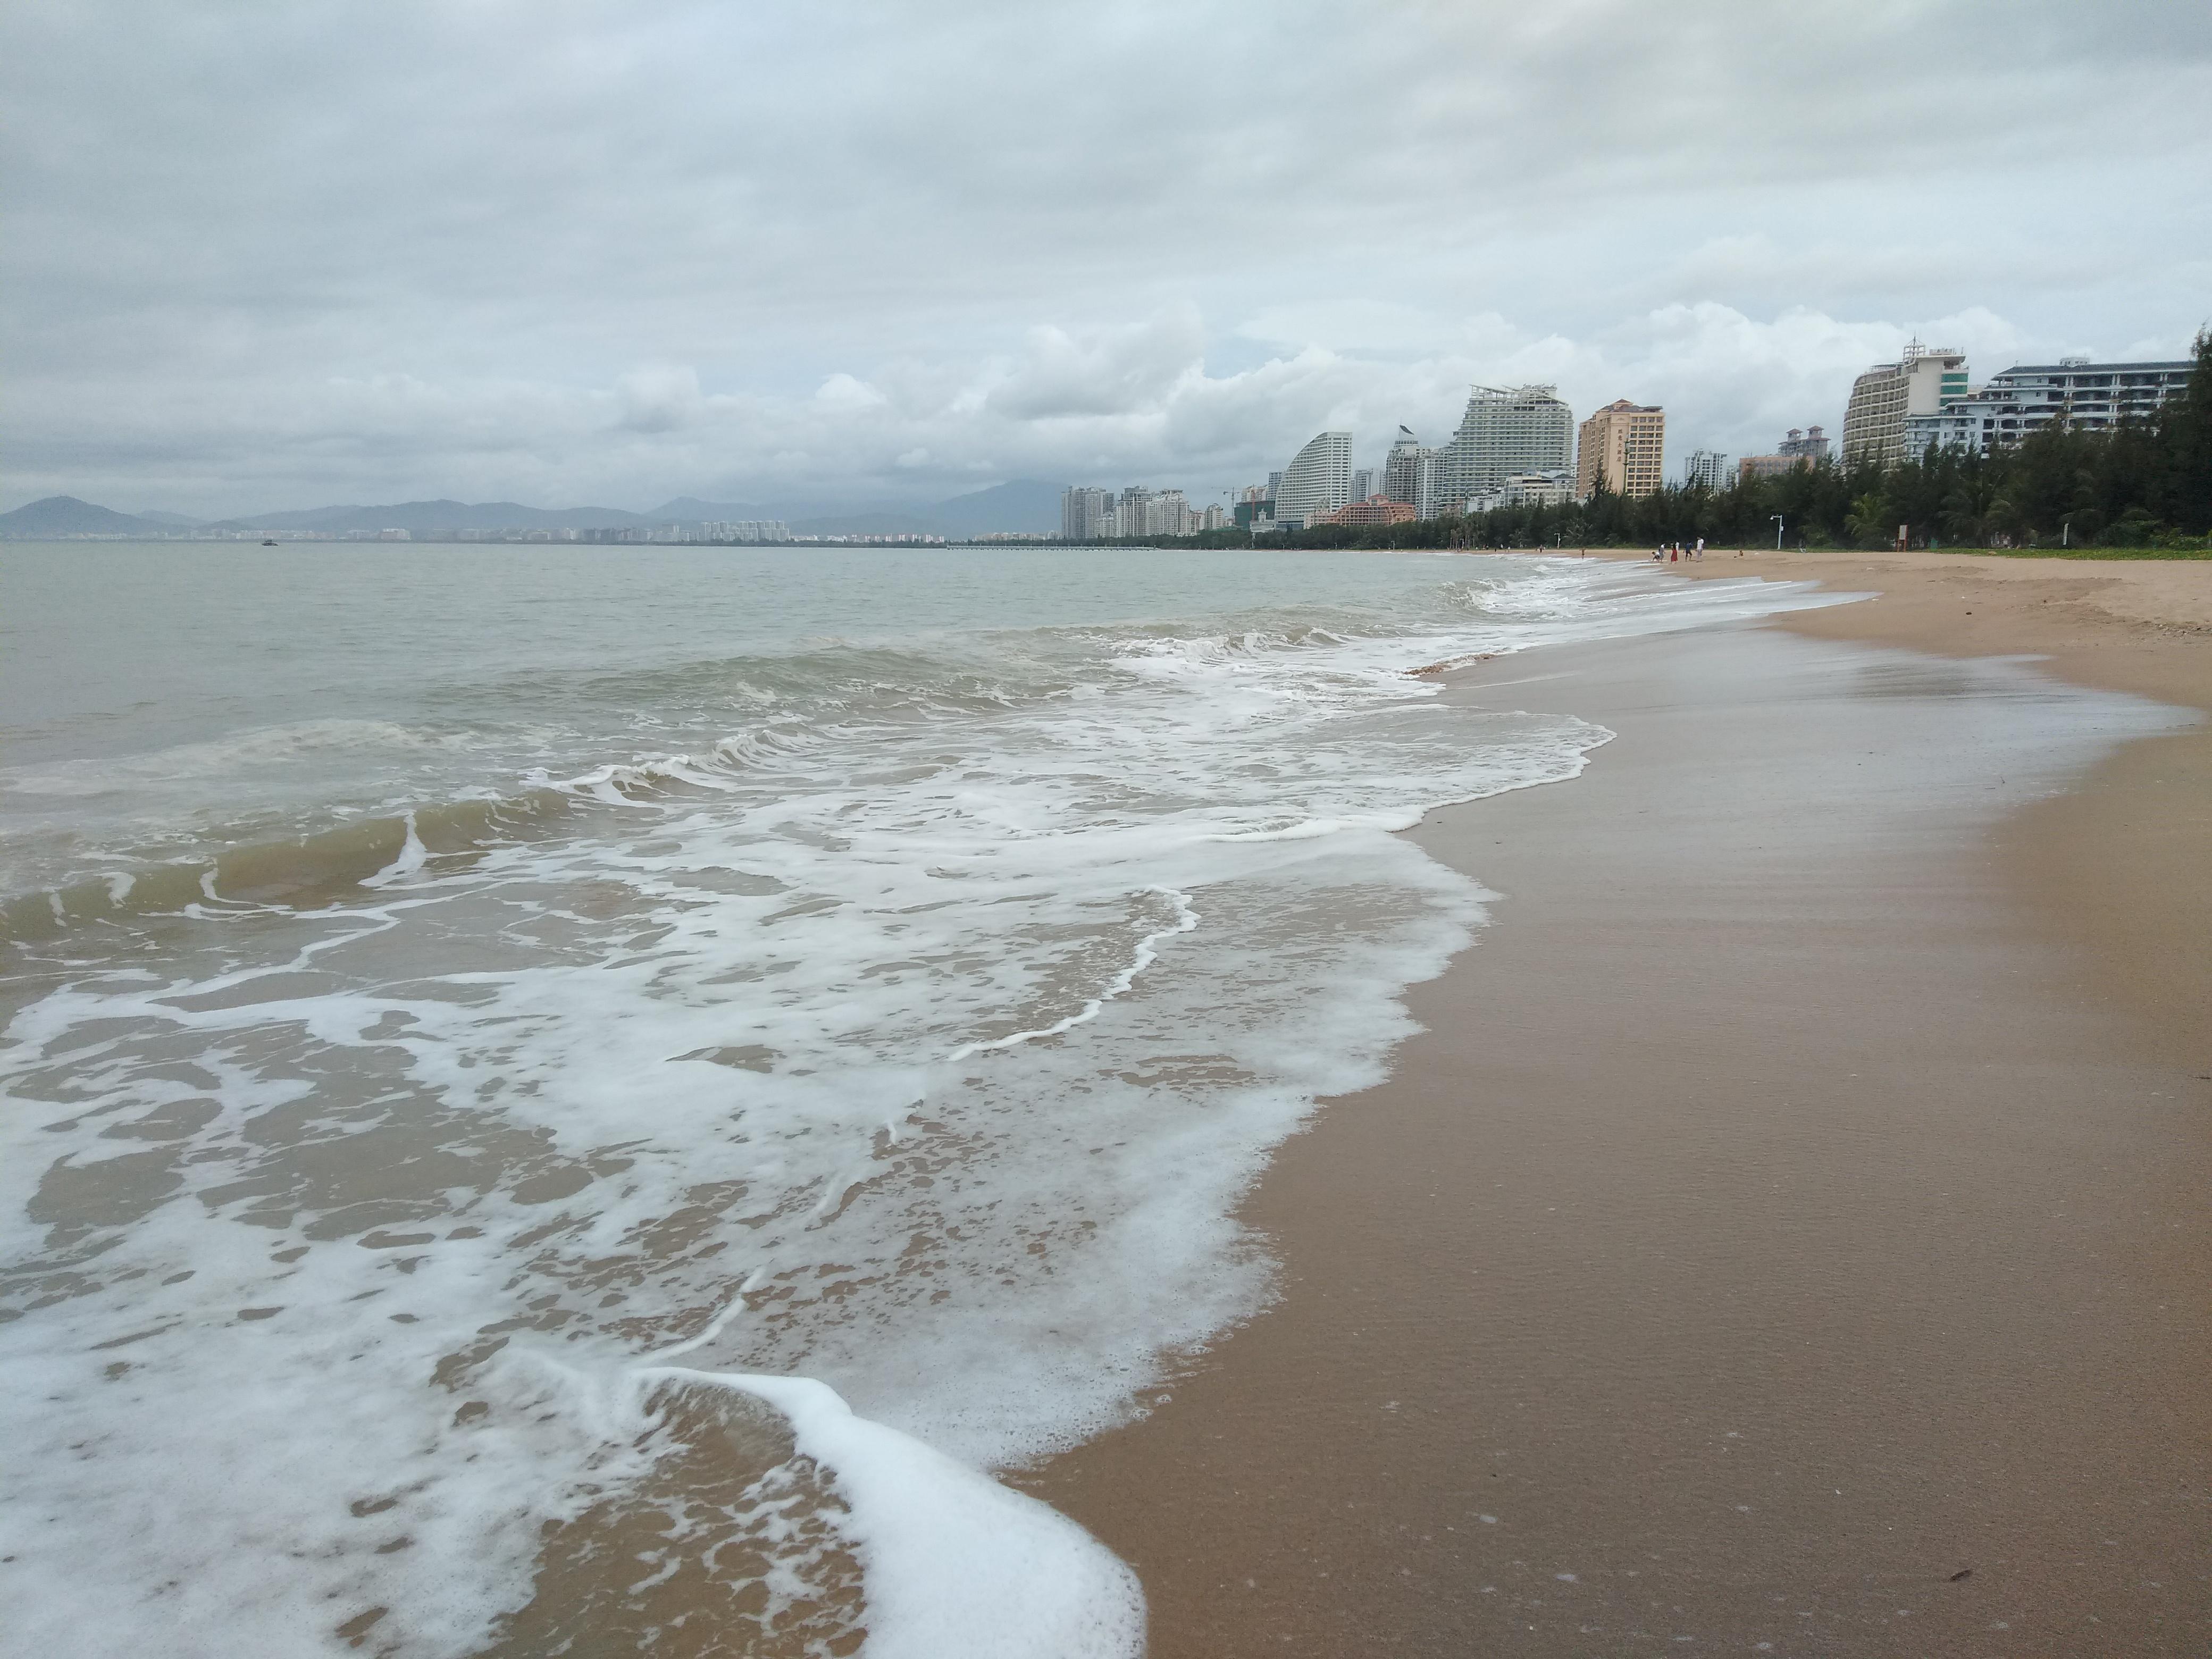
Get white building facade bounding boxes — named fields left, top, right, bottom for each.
left=1903, top=357, right=2196, bottom=457
left=1381, top=425, right=1448, bottom=519
left=1682, top=450, right=1731, bottom=490
left=1843, top=345, right=1968, bottom=467
left=1464, top=471, right=1577, bottom=514
left=1060, top=487, right=1113, bottom=540
left=1441, top=386, right=1574, bottom=511
left=1272, top=431, right=1353, bottom=530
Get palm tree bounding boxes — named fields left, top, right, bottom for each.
left=1940, top=474, right=1998, bottom=544
left=1844, top=492, right=1893, bottom=548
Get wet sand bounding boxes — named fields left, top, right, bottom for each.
left=1661, top=547, right=2212, bottom=1071
left=1027, top=554, right=2212, bottom=1655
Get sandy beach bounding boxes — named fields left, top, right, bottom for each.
left=1029, top=551, right=2212, bottom=1654
left=1659, top=547, right=2212, bottom=1072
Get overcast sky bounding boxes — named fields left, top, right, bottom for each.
left=5, top=0, right=2209, bottom=517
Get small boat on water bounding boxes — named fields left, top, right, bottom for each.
left=262, top=538, right=278, bottom=546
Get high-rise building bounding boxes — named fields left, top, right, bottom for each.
left=1682, top=450, right=1731, bottom=490
left=1441, top=386, right=1574, bottom=510
left=1903, top=357, right=2196, bottom=456
left=1350, top=467, right=1375, bottom=503
left=1778, top=425, right=1831, bottom=461
left=1272, top=431, right=1353, bottom=529
left=1382, top=425, right=1449, bottom=519
left=1843, top=345, right=1967, bottom=467
left=1149, top=489, right=1192, bottom=536
left=1576, top=400, right=1666, bottom=499
left=1060, top=486, right=1113, bottom=540
left=1382, top=428, right=1422, bottom=502
left=1118, top=485, right=1153, bottom=538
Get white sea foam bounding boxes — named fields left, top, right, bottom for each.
left=0, top=557, right=1849, bottom=1656
left=696, top=1368, right=1146, bottom=1659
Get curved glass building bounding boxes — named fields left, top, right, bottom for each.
left=1272, top=431, right=1352, bottom=529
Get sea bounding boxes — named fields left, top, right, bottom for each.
left=0, top=541, right=1836, bottom=1657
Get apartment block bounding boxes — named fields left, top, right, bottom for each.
left=1681, top=450, right=1731, bottom=490
left=1576, top=400, right=1666, bottom=499
left=1060, top=486, right=1114, bottom=540
left=1844, top=346, right=1967, bottom=467
left=1903, top=357, right=2195, bottom=456
left=1736, top=424, right=1831, bottom=482
left=1442, top=386, right=1575, bottom=510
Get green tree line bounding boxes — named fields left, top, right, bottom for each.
left=1102, top=327, right=2212, bottom=556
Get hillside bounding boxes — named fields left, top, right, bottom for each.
left=0, top=495, right=176, bottom=537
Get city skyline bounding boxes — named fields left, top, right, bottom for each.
left=20, top=325, right=2197, bottom=542
left=6, top=3, right=2208, bottom=519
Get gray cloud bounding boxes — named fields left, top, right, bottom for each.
left=4, top=0, right=2208, bottom=514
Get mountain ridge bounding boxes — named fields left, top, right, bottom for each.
left=2, top=479, right=1070, bottom=540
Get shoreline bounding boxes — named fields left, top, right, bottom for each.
left=1027, top=550, right=2212, bottom=1653
left=1613, top=546, right=2212, bottom=1066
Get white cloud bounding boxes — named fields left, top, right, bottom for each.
left=4, top=0, right=2207, bottom=514
left=813, top=373, right=888, bottom=413
left=986, top=306, right=1206, bottom=421
left=615, top=365, right=706, bottom=433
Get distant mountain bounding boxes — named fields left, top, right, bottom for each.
left=243, top=499, right=648, bottom=533
left=3, top=481, right=1071, bottom=542
left=0, top=495, right=175, bottom=537
left=929, top=480, right=1066, bottom=539
left=747, top=481, right=1068, bottom=540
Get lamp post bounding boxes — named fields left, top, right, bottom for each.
left=1771, top=514, right=1785, bottom=551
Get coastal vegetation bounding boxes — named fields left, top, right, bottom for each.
left=1116, top=330, right=2212, bottom=557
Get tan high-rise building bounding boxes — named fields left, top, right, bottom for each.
left=1576, top=400, right=1666, bottom=499
left=1842, top=345, right=1966, bottom=467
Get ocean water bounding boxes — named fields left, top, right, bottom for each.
left=0, top=542, right=1837, bottom=1657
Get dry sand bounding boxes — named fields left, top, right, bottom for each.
left=1027, top=550, right=2212, bottom=1656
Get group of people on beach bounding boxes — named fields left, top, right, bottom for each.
left=1653, top=539, right=1704, bottom=563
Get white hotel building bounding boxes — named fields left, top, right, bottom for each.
left=1903, top=358, right=2196, bottom=457
left=1269, top=431, right=1353, bottom=529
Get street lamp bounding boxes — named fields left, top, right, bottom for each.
left=1771, top=513, right=1786, bottom=551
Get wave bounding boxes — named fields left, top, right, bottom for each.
left=0, top=555, right=1854, bottom=1654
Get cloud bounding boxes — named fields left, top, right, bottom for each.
left=3, top=0, right=2207, bottom=513
left=986, top=306, right=1205, bottom=420
left=813, top=373, right=889, bottom=414
left=615, top=365, right=706, bottom=432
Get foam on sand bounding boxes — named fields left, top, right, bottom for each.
left=683, top=1368, right=1146, bottom=1658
